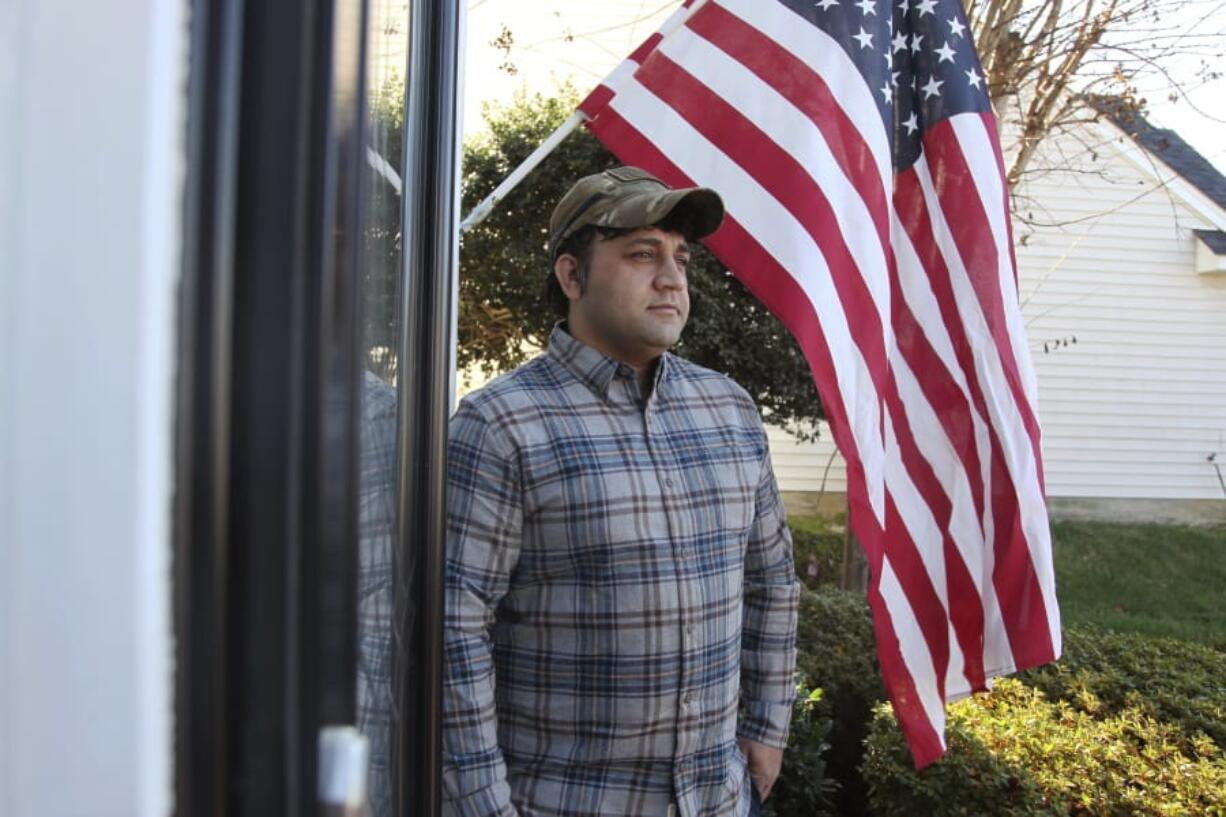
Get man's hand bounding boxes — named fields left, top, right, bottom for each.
left=737, top=737, right=784, bottom=801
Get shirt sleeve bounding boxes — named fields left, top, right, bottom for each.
left=737, top=426, right=801, bottom=749
left=442, top=400, right=523, bottom=817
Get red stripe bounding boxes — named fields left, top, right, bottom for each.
left=579, top=83, right=615, bottom=119
left=628, top=32, right=663, bottom=65
left=922, top=119, right=1044, bottom=485
left=865, top=557, right=946, bottom=768
left=895, top=164, right=1054, bottom=667
left=685, top=2, right=890, bottom=248
left=882, top=378, right=986, bottom=692
left=880, top=491, right=952, bottom=700
left=894, top=171, right=992, bottom=520
left=633, top=52, right=890, bottom=397
left=887, top=257, right=989, bottom=689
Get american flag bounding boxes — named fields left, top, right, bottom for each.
left=578, top=0, right=1061, bottom=766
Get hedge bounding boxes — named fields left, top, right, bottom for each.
left=764, top=685, right=837, bottom=817
left=780, top=588, right=1226, bottom=817
left=862, top=678, right=1226, bottom=817
left=791, top=588, right=886, bottom=815
left=1022, top=626, right=1226, bottom=753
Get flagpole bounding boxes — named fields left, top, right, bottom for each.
left=459, top=110, right=588, bottom=233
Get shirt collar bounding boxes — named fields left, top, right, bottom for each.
left=547, top=323, right=672, bottom=400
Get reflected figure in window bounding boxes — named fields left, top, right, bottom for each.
left=357, top=369, right=398, bottom=817
left=442, top=168, right=801, bottom=817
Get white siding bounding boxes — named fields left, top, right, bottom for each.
left=769, top=122, right=1226, bottom=504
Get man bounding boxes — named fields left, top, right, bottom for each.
left=443, top=166, right=800, bottom=817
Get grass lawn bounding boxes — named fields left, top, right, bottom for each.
left=787, top=516, right=1226, bottom=648
left=1051, top=519, right=1226, bottom=648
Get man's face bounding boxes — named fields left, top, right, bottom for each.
left=558, top=226, right=691, bottom=368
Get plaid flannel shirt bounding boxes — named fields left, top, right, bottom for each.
left=443, top=326, right=799, bottom=817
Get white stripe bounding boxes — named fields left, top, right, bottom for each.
left=659, top=26, right=892, bottom=330
left=714, top=0, right=893, bottom=189
left=949, top=117, right=1061, bottom=657
left=914, top=138, right=1059, bottom=666
left=880, top=557, right=947, bottom=747
left=949, top=117, right=1040, bottom=409
left=882, top=412, right=970, bottom=699
left=606, top=75, right=888, bottom=523
left=889, top=226, right=1015, bottom=680
left=888, top=349, right=1017, bottom=693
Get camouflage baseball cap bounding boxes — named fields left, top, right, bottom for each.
left=548, top=166, right=724, bottom=259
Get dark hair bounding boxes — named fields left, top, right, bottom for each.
left=542, top=212, right=698, bottom=318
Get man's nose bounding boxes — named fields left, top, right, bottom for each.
left=655, top=258, right=686, bottom=289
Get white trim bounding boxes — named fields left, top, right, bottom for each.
left=1094, top=119, right=1226, bottom=232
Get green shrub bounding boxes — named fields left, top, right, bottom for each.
left=1022, top=626, right=1226, bottom=752
left=863, top=678, right=1226, bottom=817
left=794, top=587, right=885, bottom=815
left=788, top=516, right=846, bottom=589
left=765, top=685, right=837, bottom=817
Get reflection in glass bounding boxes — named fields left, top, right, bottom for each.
left=356, top=3, right=410, bottom=815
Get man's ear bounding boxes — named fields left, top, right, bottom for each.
left=553, top=254, right=583, bottom=302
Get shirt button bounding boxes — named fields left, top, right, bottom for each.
left=682, top=692, right=694, bottom=705
left=685, top=624, right=694, bottom=636
left=664, top=478, right=674, bottom=488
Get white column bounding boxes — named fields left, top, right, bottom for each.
left=0, top=0, right=187, bottom=814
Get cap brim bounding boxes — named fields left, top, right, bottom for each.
left=598, top=186, right=725, bottom=240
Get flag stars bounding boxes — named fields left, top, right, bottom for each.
left=966, top=67, right=984, bottom=89
left=913, top=0, right=937, bottom=16
left=815, top=0, right=840, bottom=11
left=908, top=33, right=924, bottom=53
left=934, top=42, right=957, bottom=63
left=921, top=75, right=944, bottom=98
left=854, top=27, right=874, bottom=48
left=880, top=83, right=893, bottom=103
left=903, top=112, right=919, bottom=134
left=892, top=30, right=908, bottom=52
left=948, top=16, right=967, bottom=38
left=856, top=0, right=877, bottom=14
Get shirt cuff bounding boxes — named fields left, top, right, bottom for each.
left=736, top=700, right=793, bottom=749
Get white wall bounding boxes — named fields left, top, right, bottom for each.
left=1017, top=123, right=1226, bottom=501
left=0, top=0, right=186, bottom=814
left=767, top=120, right=1226, bottom=508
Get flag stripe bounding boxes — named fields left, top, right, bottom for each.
left=713, top=0, right=892, bottom=182
left=686, top=3, right=892, bottom=247
left=911, top=142, right=1059, bottom=662
left=634, top=52, right=892, bottom=395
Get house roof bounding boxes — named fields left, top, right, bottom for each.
left=1193, top=229, right=1226, bottom=255
left=1088, top=97, right=1226, bottom=215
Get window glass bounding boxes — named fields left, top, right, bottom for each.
left=356, top=3, right=410, bottom=815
